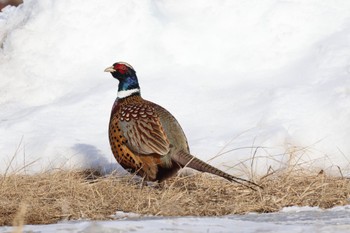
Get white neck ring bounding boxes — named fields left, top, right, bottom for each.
left=117, top=88, right=140, bottom=98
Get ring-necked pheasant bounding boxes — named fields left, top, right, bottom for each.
left=104, top=62, right=260, bottom=189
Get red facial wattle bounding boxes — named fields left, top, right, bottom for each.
left=114, top=64, right=127, bottom=74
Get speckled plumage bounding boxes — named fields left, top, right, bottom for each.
left=108, top=95, right=188, bottom=181
left=105, top=62, right=260, bottom=189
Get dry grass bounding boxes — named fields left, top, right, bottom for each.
left=0, top=168, right=349, bottom=226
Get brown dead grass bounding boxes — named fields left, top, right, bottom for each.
left=0, top=168, right=349, bottom=226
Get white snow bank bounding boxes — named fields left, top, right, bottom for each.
left=1, top=0, right=350, bottom=176
left=1, top=205, right=350, bottom=233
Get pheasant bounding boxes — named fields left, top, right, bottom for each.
left=104, top=62, right=260, bottom=189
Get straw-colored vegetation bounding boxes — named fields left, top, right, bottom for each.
left=1, top=167, right=349, bottom=226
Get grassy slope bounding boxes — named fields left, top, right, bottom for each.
left=1, top=168, right=349, bottom=226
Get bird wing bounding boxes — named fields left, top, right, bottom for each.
left=118, top=103, right=170, bottom=156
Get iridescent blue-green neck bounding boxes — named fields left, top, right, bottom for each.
left=117, top=74, right=141, bottom=98
left=118, top=75, right=140, bottom=92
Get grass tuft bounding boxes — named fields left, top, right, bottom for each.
left=0, top=168, right=349, bottom=226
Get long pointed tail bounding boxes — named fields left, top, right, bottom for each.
left=172, top=150, right=262, bottom=190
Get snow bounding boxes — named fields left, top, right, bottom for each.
left=1, top=206, right=350, bottom=233
left=1, top=0, right=350, bottom=176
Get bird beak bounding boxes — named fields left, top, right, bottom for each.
left=104, top=66, right=116, bottom=72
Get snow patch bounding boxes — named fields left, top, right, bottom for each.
left=1, top=0, right=350, bottom=178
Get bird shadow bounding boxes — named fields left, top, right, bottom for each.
left=72, top=143, right=122, bottom=175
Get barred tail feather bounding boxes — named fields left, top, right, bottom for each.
left=172, top=150, right=262, bottom=190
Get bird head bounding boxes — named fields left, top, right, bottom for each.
left=104, top=62, right=136, bottom=79
left=104, top=62, right=140, bottom=97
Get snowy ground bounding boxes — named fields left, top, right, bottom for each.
left=1, top=0, right=350, bottom=176
left=1, top=206, right=350, bottom=233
